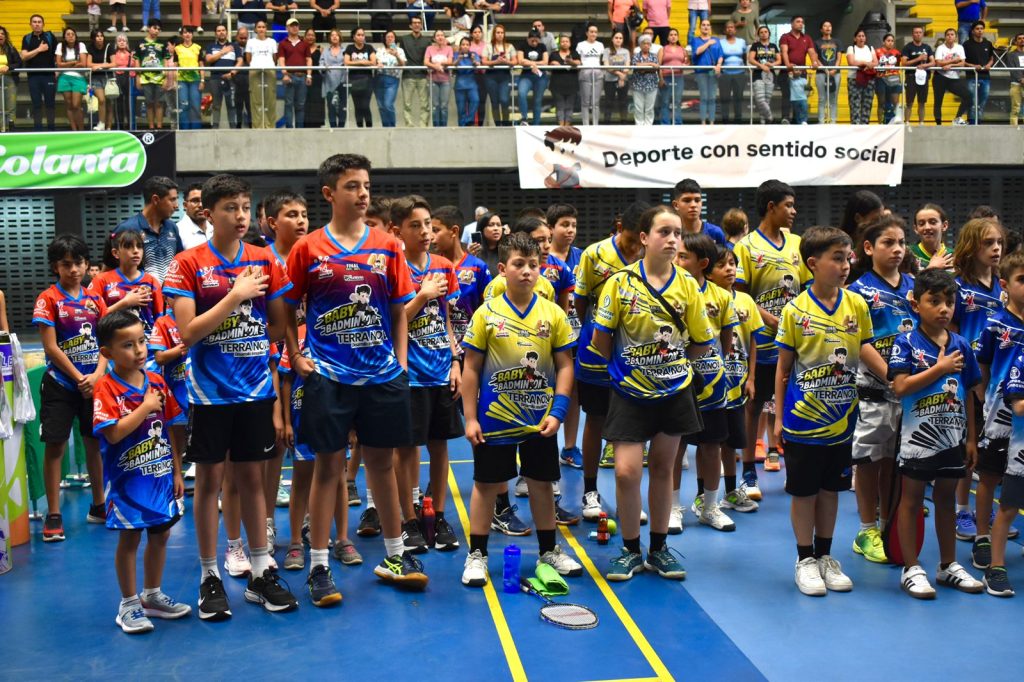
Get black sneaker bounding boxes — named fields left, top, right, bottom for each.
left=357, top=507, right=382, bottom=537
left=433, top=517, right=460, bottom=551
left=86, top=503, right=105, bottom=524
left=972, top=536, right=992, bottom=570
left=373, top=551, right=429, bottom=590
left=984, top=566, right=1015, bottom=597
left=402, top=518, right=428, bottom=554
left=491, top=504, right=532, bottom=536
left=346, top=481, right=361, bottom=506
left=197, top=572, right=232, bottom=620
left=42, top=513, right=65, bottom=542
left=245, top=569, right=298, bottom=612
left=307, top=564, right=342, bottom=607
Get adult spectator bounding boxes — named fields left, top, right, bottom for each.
left=55, top=28, right=88, bottom=131
left=688, top=0, right=709, bottom=39
left=177, top=183, right=212, bottom=249
left=1009, top=33, right=1024, bottom=126
left=86, top=29, right=114, bottom=131
left=645, top=0, right=671, bottom=45
left=134, top=21, right=172, bottom=129
left=245, top=19, right=278, bottom=128
left=232, top=0, right=267, bottom=31
left=311, top=0, right=340, bottom=37
left=531, top=19, right=556, bottom=52
left=673, top=178, right=727, bottom=245
left=461, top=205, right=489, bottom=244
left=548, top=35, right=579, bottom=126
left=963, top=20, right=994, bottom=124
left=602, top=30, right=630, bottom=124
left=576, top=23, right=604, bottom=125
left=719, top=21, right=747, bottom=123
left=607, top=0, right=635, bottom=49
left=0, top=26, right=23, bottom=132
left=205, top=23, right=243, bottom=128
left=425, top=28, right=453, bottom=127
left=659, top=28, right=687, bottom=125
left=278, top=17, right=312, bottom=128
left=690, top=19, right=722, bottom=125
left=747, top=24, right=778, bottom=123
left=375, top=29, right=406, bottom=127
left=20, top=15, right=57, bottom=131
left=401, top=15, right=432, bottom=127
left=266, top=2, right=299, bottom=39
left=368, top=0, right=395, bottom=42
left=956, top=0, right=987, bottom=45
left=815, top=20, right=841, bottom=124
left=874, top=33, right=902, bottom=124
left=173, top=27, right=205, bottom=130
left=516, top=28, right=548, bottom=126
left=181, top=0, right=204, bottom=32
left=233, top=26, right=252, bottom=126
left=469, top=24, right=487, bottom=123
left=901, top=26, right=934, bottom=126
left=303, top=27, right=325, bottom=127
left=846, top=28, right=876, bottom=124
left=483, top=24, right=515, bottom=126
left=779, top=16, right=816, bottom=124
left=344, top=27, right=376, bottom=127
left=632, top=27, right=663, bottom=58
left=933, top=27, right=970, bottom=125
left=453, top=36, right=481, bottom=126
left=110, top=32, right=133, bottom=130
left=321, top=28, right=347, bottom=126
left=730, top=0, right=760, bottom=45
left=631, top=34, right=659, bottom=125
left=115, top=176, right=183, bottom=283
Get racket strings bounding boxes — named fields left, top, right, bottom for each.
left=541, top=603, right=599, bottom=628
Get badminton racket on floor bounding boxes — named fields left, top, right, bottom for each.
left=519, top=577, right=599, bottom=630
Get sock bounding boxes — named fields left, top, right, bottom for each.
left=310, top=548, right=329, bottom=569
left=250, top=546, right=269, bottom=575
left=366, top=488, right=375, bottom=509
left=797, top=544, right=814, bottom=560
left=649, top=531, right=667, bottom=553
left=200, top=556, right=220, bottom=580
left=120, top=595, right=140, bottom=609
left=142, top=586, right=161, bottom=599
left=696, top=478, right=705, bottom=496
left=537, top=529, right=556, bottom=555
left=470, top=533, right=489, bottom=556
left=226, top=537, right=243, bottom=551
left=742, top=461, right=756, bottom=476
left=384, top=536, right=404, bottom=557
left=813, top=535, right=832, bottom=559
left=956, top=503, right=969, bottom=513
left=860, top=521, right=876, bottom=531
left=584, top=476, right=598, bottom=495
left=704, top=487, right=719, bottom=510
left=496, top=492, right=511, bottom=511
left=724, top=475, right=736, bottom=494
left=412, top=486, right=421, bottom=503
left=624, top=536, right=641, bottom=554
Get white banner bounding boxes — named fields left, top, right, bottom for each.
left=515, top=125, right=905, bottom=189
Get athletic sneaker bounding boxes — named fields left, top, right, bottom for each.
left=334, top=539, right=364, bottom=565
left=514, top=476, right=529, bottom=498
left=853, top=527, right=888, bottom=564
left=901, top=564, right=936, bottom=600
left=197, top=572, right=232, bottom=620
left=582, top=491, right=604, bottom=521
left=690, top=493, right=704, bottom=516
left=538, top=545, right=583, bottom=577
left=184, top=462, right=197, bottom=480
left=402, top=519, right=429, bottom=554
left=283, top=545, right=304, bottom=571
left=699, top=504, right=736, bottom=532
left=599, top=442, right=616, bottom=468
left=224, top=543, right=251, bottom=577
left=42, top=513, right=65, bottom=542
left=640, top=508, right=648, bottom=525
left=555, top=501, right=580, bottom=526
left=266, top=521, right=277, bottom=555
left=552, top=480, right=561, bottom=496
left=492, top=505, right=531, bottom=536
left=434, top=517, right=460, bottom=550
left=87, top=503, right=106, bottom=524
left=817, top=556, right=853, bottom=591
left=245, top=569, right=298, bottom=612
left=462, top=549, right=489, bottom=587
left=357, top=507, right=382, bottom=537
left=763, top=449, right=781, bottom=472
left=741, top=470, right=762, bottom=501
left=140, top=590, right=192, bottom=619
left=721, top=488, right=759, bottom=513
left=955, top=510, right=977, bottom=541
left=795, top=557, right=827, bottom=596
left=347, top=481, right=361, bottom=506
left=754, top=438, right=766, bottom=462
left=606, top=547, right=645, bottom=582
left=984, top=566, right=1015, bottom=597
left=560, top=446, right=583, bottom=468
left=116, top=601, right=154, bottom=634
left=668, top=504, right=684, bottom=535
left=276, top=483, right=290, bottom=508
left=953, top=116, right=968, bottom=126
left=680, top=450, right=689, bottom=470
left=374, top=551, right=429, bottom=590
left=645, top=547, right=686, bottom=580
left=971, top=536, right=992, bottom=570
left=936, top=561, right=983, bottom=593
left=307, top=564, right=342, bottom=607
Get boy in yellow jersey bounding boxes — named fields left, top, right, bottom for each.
left=574, top=202, right=646, bottom=521
left=592, top=206, right=714, bottom=582
left=460, top=233, right=582, bottom=586
left=735, top=180, right=810, bottom=488
left=774, top=227, right=874, bottom=597
left=676, top=233, right=739, bottom=532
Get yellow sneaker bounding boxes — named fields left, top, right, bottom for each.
left=852, top=526, right=889, bottom=564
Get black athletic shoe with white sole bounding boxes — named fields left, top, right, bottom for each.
left=245, top=569, right=298, bottom=612
left=198, top=572, right=232, bottom=621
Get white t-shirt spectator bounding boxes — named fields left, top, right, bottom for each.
left=246, top=37, right=279, bottom=69
left=576, top=40, right=604, bottom=67
left=845, top=44, right=874, bottom=77
left=935, top=43, right=966, bottom=79
left=178, top=215, right=212, bottom=250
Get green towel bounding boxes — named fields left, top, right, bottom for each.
left=527, top=563, right=569, bottom=597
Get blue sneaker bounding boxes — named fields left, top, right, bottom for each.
left=560, top=446, right=583, bottom=468
left=491, top=504, right=532, bottom=536
left=606, top=547, right=644, bottom=582
left=955, top=510, right=977, bottom=541
left=645, top=547, right=686, bottom=580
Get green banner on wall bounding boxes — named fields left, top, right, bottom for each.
left=0, top=131, right=148, bottom=191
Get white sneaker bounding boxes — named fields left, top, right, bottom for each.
left=901, top=564, right=936, bottom=599
left=936, top=561, right=983, bottom=593
left=668, top=504, right=684, bottom=535
left=795, top=557, right=827, bottom=596
left=514, top=476, right=529, bottom=498
left=699, top=504, right=736, bottom=532
left=690, top=493, right=704, bottom=516
left=224, top=544, right=251, bottom=577
left=953, top=116, right=968, bottom=126
left=184, top=462, right=197, bottom=480
left=552, top=480, right=560, bottom=496
left=582, top=491, right=603, bottom=521
left=276, top=483, right=290, bottom=508
left=106, top=25, right=117, bottom=33
left=266, top=520, right=276, bottom=554
left=94, top=122, right=106, bottom=131
left=640, top=508, right=648, bottom=525
left=681, top=451, right=689, bottom=469
left=538, top=544, right=583, bottom=577
left=462, top=550, right=488, bottom=587
left=721, top=488, right=759, bottom=513
left=817, top=555, right=852, bottom=592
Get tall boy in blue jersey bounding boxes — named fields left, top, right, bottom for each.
left=775, top=227, right=873, bottom=597
left=164, top=174, right=298, bottom=619
left=431, top=205, right=492, bottom=349
left=672, top=178, right=727, bottom=247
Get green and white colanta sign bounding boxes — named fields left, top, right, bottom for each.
left=0, top=132, right=147, bottom=190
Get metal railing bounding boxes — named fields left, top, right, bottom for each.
left=223, top=7, right=491, bottom=40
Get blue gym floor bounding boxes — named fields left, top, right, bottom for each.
left=4, top=428, right=1023, bottom=681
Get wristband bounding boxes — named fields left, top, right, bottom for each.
left=549, top=394, right=570, bottom=422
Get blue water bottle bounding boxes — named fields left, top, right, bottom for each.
left=503, top=544, right=521, bottom=593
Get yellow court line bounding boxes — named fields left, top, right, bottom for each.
left=447, top=468, right=528, bottom=682
left=558, top=526, right=675, bottom=682
left=584, top=678, right=663, bottom=682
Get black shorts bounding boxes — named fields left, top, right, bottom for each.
left=578, top=379, right=610, bottom=417
left=900, top=444, right=967, bottom=482
left=187, top=399, right=276, bottom=464
left=752, top=363, right=776, bottom=405
left=299, top=371, right=412, bottom=451
left=603, top=387, right=702, bottom=444
left=113, top=511, right=182, bottom=535
left=782, top=438, right=853, bottom=497
left=723, top=407, right=747, bottom=450
left=408, top=385, right=464, bottom=445
left=40, top=373, right=94, bottom=444
left=999, top=473, right=1024, bottom=509
left=977, top=437, right=1008, bottom=476
left=473, top=435, right=560, bottom=484
left=685, top=408, right=729, bottom=445
left=905, top=78, right=929, bottom=104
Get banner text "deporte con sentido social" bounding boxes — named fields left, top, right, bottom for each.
left=603, top=141, right=898, bottom=168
